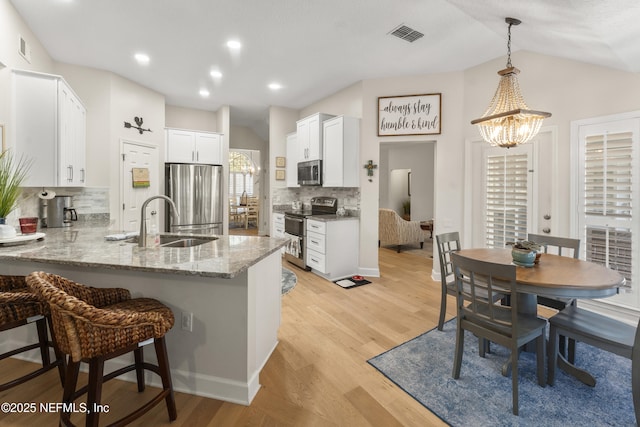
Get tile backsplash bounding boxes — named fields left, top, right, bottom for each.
left=10, top=187, right=110, bottom=227
left=272, top=187, right=360, bottom=214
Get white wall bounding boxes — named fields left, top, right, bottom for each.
left=165, top=105, right=217, bottom=132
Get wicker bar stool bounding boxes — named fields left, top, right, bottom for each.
left=26, top=272, right=177, bottom=427
left=0, top=274, right=65, bottom=391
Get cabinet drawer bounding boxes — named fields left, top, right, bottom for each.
left=273, top=214, right=285, bottom=226
left=274, top=226, right=284, bottom=237
left=306, top=231, right=325, bottom=253
left=306, top=249, right=326, bottom=273
left=306, top=219, right=326, bottom=234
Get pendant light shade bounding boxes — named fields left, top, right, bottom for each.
left=471, top=18, right=551, bottom=148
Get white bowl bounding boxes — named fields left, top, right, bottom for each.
left=0, top=224, right=17, bottom=239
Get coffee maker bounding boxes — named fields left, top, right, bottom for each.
left=39, top=195, right=78, bottom=228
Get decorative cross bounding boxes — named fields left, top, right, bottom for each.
left=364, top=160, right=378, bottom=182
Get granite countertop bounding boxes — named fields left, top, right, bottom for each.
left=306, top=214, right=359, bottom=222
left=0, top=227, right=288, bottom=279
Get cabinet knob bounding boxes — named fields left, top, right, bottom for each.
left=542, top=227, right=551, bottom=234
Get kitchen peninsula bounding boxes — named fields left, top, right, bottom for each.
left=0, top=227, right=288, bottom=405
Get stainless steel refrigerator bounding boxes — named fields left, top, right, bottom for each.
left=165, top=163, right=223, bottom=235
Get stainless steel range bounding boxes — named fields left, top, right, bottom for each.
left=284, top=196, right=337, bottom=270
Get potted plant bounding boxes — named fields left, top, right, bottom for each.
left=506, top=240, right=543, bottom=266
left=0, top=150, right=31, bottom=235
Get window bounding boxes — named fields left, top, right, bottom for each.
left=229, top=151, right=257, bottom=197
left=577, top=119, right=640, bottom=309
left=484, top=145, right=533, bottom=248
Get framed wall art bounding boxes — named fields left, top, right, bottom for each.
left=275, top=169, right=286, bottom=180
left=275, top=156, right=286, bottom=168
left=377, top=93, right=441, bottom=136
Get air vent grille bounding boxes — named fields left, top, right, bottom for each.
left=389, top=24, right=424, bottom=43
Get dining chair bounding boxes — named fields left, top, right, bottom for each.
left=435, top=232, right=461, bottom=331
left=547, top=305, right=640, bottom=424
left=527, top=233, right=580, bottom=361
left=451, top=252, right=547, bottom=416
left=26, top=272, right=177, bottom=427
left=246, top=197, right=259, bottom=229
left=436, top=232, right=504, bottom=338
left=0, top=274, right=65, bottom=391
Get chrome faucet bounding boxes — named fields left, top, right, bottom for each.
left=139, top=195, right=179, bottom=247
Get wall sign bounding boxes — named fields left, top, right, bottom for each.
left=377, top=93, right=441, bottom=136
left=132, top=167, right=150, bottom=188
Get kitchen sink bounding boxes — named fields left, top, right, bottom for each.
left=125, top=234, right=217, bottom=248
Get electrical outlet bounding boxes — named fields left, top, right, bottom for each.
left=181, top=311, right=193, bottom=332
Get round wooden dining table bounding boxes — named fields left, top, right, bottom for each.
left=456, top=248, right=625, bottom=301
left=455, top=247, right=626, bottom=385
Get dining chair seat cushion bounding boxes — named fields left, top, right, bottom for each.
left=549, top=305, right=634, bottom=359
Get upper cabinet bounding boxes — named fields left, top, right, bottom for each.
left=13, top=70, right=87, bottom=187
left=296, top=113, right=334, bottom=162
left=166, top=128, right=223, bottom=164
left=285, top=132, right=299, bottom=188
left=322, top=116, right=360, bottom=187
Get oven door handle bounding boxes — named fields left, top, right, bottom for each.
left=285, top=216, right=305, bottom=223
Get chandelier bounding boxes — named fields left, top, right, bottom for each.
left=471, top=17, right=551, bottom=148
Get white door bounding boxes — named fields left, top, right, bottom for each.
left=575, top=118, right=640, bottom=309
left=120, top=140, right=159, bottom=232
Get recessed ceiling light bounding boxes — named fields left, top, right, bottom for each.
left=268, top=83, right=283, bottom=90
left=199, top=89, right=210, bottom=97
left=226, top=40, right=242, bottom=50
left=210, top=70, right=223, bottom=79
left=134, top=53, right=150, bottom=65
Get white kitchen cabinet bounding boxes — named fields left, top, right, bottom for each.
left=323, top=116, right=360, bottom=188
left=13, top=70, right=87, bottom=187
left=306, top=218, right=359, bottom=281
left=166, top=128, right=223, bottom=164
left=296, top=113, right=334, bottom=162
left=285, top=132, right=299, bottom=187
left=272, top=212, right=285, bottom=254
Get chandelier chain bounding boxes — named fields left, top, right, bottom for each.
left=506, top=21, right=513, bottom=68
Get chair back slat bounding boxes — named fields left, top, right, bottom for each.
left=436, top=232, right=461, bottom=282
left=451, top=253, right=517, bottom=332
left=528, top=233, right=580, bottom=259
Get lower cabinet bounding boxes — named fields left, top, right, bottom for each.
left=306, top=218, right=359, bottom=281
left=272, top=213, right=285, bottom=254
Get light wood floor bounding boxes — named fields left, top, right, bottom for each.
left=0, top=244, right=451, bottom=426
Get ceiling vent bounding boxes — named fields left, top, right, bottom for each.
left=389, top=24, right=424, bottom=43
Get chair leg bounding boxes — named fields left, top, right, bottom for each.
left=397, top=245, right=402, bottom=253
left=61, top=359, right=80, bottom=427
left=87, top=357, right=105, bottom=427
left=420, top=242, right=424, bottom=249
left=134, top=347, right=146, bottom=392
left=548, top=324, right=559, bottom=386
left=452, top=322, right=464, bottom=379
left=536, top=334, right=546, bottom=387
left=35, top=317, right=50, bottom=367
left=47, top=315, right=66, bottom=386
left=512, top=347, right=519, bottom=416
left=154, top=337, right=177, bottom=421
left=437, top=288, right=447, bottom=331
left=567, top=338, right=576, bottom=364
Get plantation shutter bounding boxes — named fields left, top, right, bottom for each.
left=484, top=146, right=532, bottom=248
left=578, top=118, right=639, bottom=309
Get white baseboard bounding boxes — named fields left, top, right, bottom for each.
left=358, top=267, right=380, bottom=278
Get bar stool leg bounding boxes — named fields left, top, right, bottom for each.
left=134, top=347, right=145, bottom=392
left=86, top=357, right=105, bottom=427
left=155, top=337, right=177, bottom=421
left=61, top=360, right=80, bottom=426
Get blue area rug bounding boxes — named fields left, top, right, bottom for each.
left=281, top=267, right=296, bottom=295
left=368, top=319, right=635, bottom=426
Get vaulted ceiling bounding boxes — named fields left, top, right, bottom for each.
left=11, top=0, right=640, bottom=138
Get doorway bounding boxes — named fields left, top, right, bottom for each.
left=229, top=149, right=261, bottom=235
left=120, top=140, right=159, bottom=232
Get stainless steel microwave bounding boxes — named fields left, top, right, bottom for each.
left=297, top=160, right=322, bottom=186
